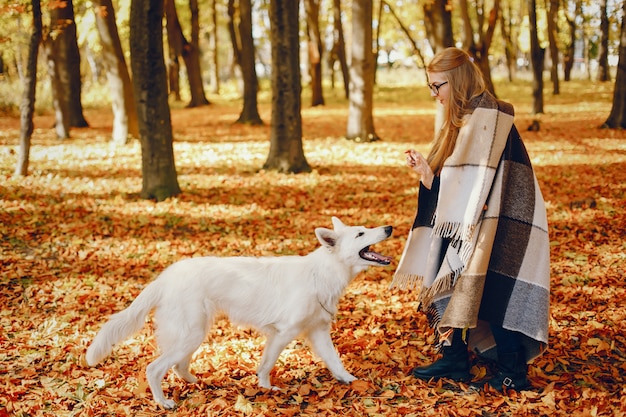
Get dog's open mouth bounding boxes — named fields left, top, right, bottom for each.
left=359, top=246, right=392, bottom=265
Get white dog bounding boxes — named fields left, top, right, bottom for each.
left=85, top=217, right=393, bottom=409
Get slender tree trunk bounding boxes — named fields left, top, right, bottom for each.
left=422, top=0, right=454, bottom=53
left=346, top=0, right=378, bottom=142
left=597, top=0, right=611, bottom=82
left=43, top=40, right=70, bottom=139
left=94, top=0, right=138, bottom=143
left=602, top=0, right=626, bottom=128
left=164, top=0, right=209, bottom=107
left=527, top=0, right=544, bottom=114
left=547, top=0, right=560, bottom=94
left=15, top=0, right=42, bottom=177
left=264, top=0, right=310, bottom=173
left=130, top=0, right=181, bottom=201
left=331, top=0, right=349, bottom=98
left=208, top=0, right=219, bottom=94
left=563, top=0, right=580, bottom=81
left=500, top=1, right=516, bottom=82
left=50, top=0, right=88, bottom=128
left=236, top=0, right=262, bottom=124
left=304, top=0, right=324, bottom=106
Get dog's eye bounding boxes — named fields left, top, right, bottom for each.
left=357, top=232, right=364, bottom=237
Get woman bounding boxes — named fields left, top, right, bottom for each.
left=391, top=47, right=550, bottom=391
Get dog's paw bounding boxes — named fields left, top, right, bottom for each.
left=337, top=373, right=357, bottom=384
left=159, top=399, right=177, bottom=410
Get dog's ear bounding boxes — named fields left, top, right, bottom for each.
left=315, top=227, right=338, bottom=249
left=331, top=216, right=346, bottom=231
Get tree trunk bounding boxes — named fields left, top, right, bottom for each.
left=208, top=0, right=219, bottom=94
left=547, top=0, right=560, bottom=94
left=596, top=0, right=611, bottom=82
left=304, top=0, right=324, bottom=106
left=422, top=0, right=454, bottom=53
left=602, top=0, right=626, bottom=128
left=94, top=0, right=139, bottom=144
left=459, top=0, right=500, bottom=96
left=563, top=0, right=580, bottom=82
left=263, top=0, right=310, bottom=173
left=164, top=0, right=209, bottom=108
left=43, top=39, right=70, bottom=139
left=527, top=0, right=544, bottom=114
left=499, top=1, right=516, bottom=82
left=330, top=0, right=349, bottom=98
left=236, top=0, right=262, bottom=124
left=346, top=0, right=378, bottom=143
left=130, top=0, right=181, bottom=201
left=50, top=0, right=88, bottom=128
left=15, top=0, right=42, bottom=177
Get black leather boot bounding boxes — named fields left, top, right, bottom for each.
left=412, top=329, right=470, bottom=382
left=486, top=350, right=530, bottom=391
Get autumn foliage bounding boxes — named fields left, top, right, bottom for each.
left=1, top=82, right=625, bottom=416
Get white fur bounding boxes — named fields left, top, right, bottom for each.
left=85, top=217, right=392, bottom=409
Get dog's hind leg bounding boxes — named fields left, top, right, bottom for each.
left=257, top=329, right=300, bottom=389
left=306, top=326, right=356, bottom=384
left=146, top=311, right=208, bottom=409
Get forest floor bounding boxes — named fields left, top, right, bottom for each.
left=1, top=80, right=625, bottom=416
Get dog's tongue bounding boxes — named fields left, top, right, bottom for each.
left=362, top=250, right=392, bottom=265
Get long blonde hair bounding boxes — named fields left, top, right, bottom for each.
left=427, top=48, right=486, bottom=175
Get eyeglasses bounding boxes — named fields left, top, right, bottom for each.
left=427, top=81, right=448, bottom=95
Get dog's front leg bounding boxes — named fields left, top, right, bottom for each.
left=257, top=330, right=299, bottom=390
left=306, top=326, right=356, bottom=384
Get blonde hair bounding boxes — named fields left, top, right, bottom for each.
left=426, top=47, right=486, bottom=175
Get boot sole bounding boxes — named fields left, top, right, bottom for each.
left=412, top=369, right=471, bottom=382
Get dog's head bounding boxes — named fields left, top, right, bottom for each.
left=315, top=216, right=393, bottom=274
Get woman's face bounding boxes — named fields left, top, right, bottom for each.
left=427, top=72, right=450, bottom=106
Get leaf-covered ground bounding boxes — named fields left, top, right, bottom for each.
left=1, top=82, right=625, bottom=416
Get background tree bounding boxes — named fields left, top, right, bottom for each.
left=527, top=0, right=545, bottom=114
left=459, top=0, right=500, bottom=95
left=164, top=0, right=209, bottom=107
left=15, top=0, right=42, bottom=177
left=94, top=0, right=139, bottom=144
left=263, top=0, right=310, bottom=173
left=304, top=0, right=324, bottom=107
left=603, top=0, right=626, bottom=128
left=130, top=0, right=181, bottom=200
left=208, top=0, right=219, bottom=94
left=329, top=0, right=349, bottom=98
left=547, top=0, right=560, bottom=94
left=49, top=0, right=88, bottom=129
left=346, top=0, right=378, bottom=143
left=499, top=0, right=518, bottom=82
left=596, top=0, right=611, bottom=82
left=235, top=0, right=262, bottom=124
left=563, top=0, right=582, bottom=81
left=422, top=0, right=454, bottom=53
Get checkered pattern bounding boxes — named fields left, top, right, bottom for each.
left=391, top=93, right=550, bottom=361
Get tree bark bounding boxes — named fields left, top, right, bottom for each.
left=304, top=0, right=324, bottom=106
left=329, top=0, right=349, bottom=98
left=596, top=0, right=611, bottom=82
left=164, top=0, right=209, bottom=107
left=527, top=0, right=544, bottom=114
left=603, top=0, right=626, bottom=128
left=15, top=0, right=42, bottom=177
left=49, top=0, right=88, bottom=128
left=263, top=0, right=310, bottom=173
left=130, top=0, right=181, bottom=201
left=422, top=0, right=454, bottom=53
left=208, top=0, right=219, bottom=94
left=547, top=0, right=560, bottom=94
left=94, top=0, right=139, bottom=144
left=346, top=0, right=378, bottom=143
left=236, top=0, right=262, bottom=124
left=459, top=0, right=500, bottom=96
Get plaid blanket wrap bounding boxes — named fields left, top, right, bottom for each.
left=391, top=92, right=550, bottom=361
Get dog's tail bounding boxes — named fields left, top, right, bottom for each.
left=85, top=281, right=161, bottom=366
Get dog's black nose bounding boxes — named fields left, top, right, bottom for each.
left=384, top=226, right=393, bottom=236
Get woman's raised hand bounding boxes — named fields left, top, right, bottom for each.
left=405, top=149, right=434, bottom=189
